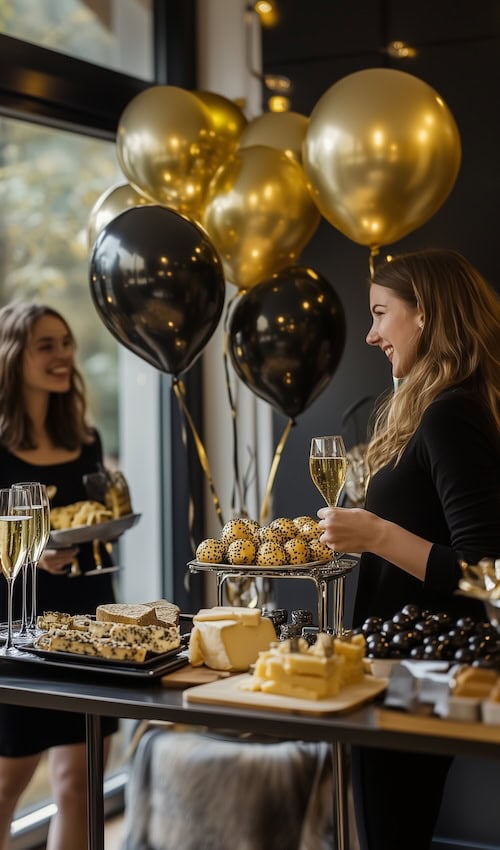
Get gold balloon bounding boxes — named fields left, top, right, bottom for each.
left=238, top=111, right=309, bottom=162
left=193, top=90, right=247, bottom=163
left=116, top=85, right=221, bottom=221
left=303, top=68, right=462, bottom=248
left=87, top=183, right=150, bottom=250
left=202, top=145, right=320, bottom=290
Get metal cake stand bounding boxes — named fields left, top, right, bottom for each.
left=188, top=557, right=358, bottom=634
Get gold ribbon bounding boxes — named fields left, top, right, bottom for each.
left=259, top=417, right=295, bottom=525
left=369, top=245, right=380, bottom=280
left=172, top=378, right=225, bottom=530
left=223, top=289, right=246, bottom=516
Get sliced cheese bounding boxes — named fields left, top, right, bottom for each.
left=188, top=615, right=275, bottom=671
left=193, top=606, right=262, bottom=625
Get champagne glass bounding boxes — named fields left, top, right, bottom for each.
left=0, top=487, right=32, bottom=656
left=12, top=482, right=50, bottom=637
left=309, top=435, right=348, bottom=636
left=309, top=435, right=348, bottom=508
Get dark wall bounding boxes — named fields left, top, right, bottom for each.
left=262, top=4, right=500, bottom=846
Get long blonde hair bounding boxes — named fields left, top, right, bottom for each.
left=366, top=249, right=500, bottom=474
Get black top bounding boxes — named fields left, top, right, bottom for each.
left=0, top=430, right=118, bottom=755
left=0, top=430, right=115, bottom=620
left=353, top=383, right=500, bottom=626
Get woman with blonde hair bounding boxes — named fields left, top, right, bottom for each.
left=317, top=248, right=500, bottom=850
left=0, top=302, right=117, bottom=850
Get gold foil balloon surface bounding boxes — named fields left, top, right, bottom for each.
left=192, top=90, right=247, bottom=164
left=303, top=68, right=462, bottom=248
left=238, top=111, right=309, bottom=162
left=116, top=85, right=219, bottom=222
left=87, top=183, right=150, bottom=251
left=202, top=145, right=320, bottom=290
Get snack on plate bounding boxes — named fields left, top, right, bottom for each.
left=104, top=471, right=133, bottom=518
left=195, top=515, right=330, bottom=567
left=50, top=500, right=112, bottom=530
left=95, top=599, right=180, bottom=627
left=35, top=601, right=181, bottom=662
left=241, top=632, right=367, bottom=700
left=452, top=666, right=498, bottom=699
left=188, top=606, right=276, bottom=672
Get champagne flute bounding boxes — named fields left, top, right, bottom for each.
left=309, top=435, right=348, bottom=508
left=309, top=435, right=348, bottom=637
left=12, top=482, right=50, bottom=637
left=0, top=487, right=32, bottom=656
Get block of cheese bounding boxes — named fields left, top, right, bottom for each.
left=146, top=599, right=180, bottom=626
left=109, top=623, right=180, bottom=653
left=189, top=607, right=275, bottom=672
left=241, top=632, right=367, bottom=701
left=95, top=603, right=159, bottom=626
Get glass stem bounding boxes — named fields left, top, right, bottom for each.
left=5, top=580, right=14, bottom=651
left=28, top=560, right=38, bottom=629
left=17, top=562, right=29, bottom=637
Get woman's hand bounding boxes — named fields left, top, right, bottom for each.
left=38, top=547, right=80, bottom=575
left=317, top=507, right=433, bottom=581
left=317, top=507, right=382, bottom=554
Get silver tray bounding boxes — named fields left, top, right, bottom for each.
left=1, top=643, right=188, bottom=680
left=48, top=513, right=141, bottom=549
left=188, top=557, right=358, bottom=579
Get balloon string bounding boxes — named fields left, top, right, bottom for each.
left=259, top=417, right=295, bottom=526
left=176, top=400, right=197, bottom=558
left=369, top=245, right=380, bottom=280
left=223, top=289, right=246, bottom=517
left=172, top=378, right=225, bottom=528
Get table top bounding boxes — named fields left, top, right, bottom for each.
left=0, top=658, right=499, bottom=760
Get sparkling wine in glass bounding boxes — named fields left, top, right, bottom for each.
left=12, top=482, right=50, bottom=637
left=0, top=487, right=32, bottom=655
left=309, top=436, right=348, bottom=507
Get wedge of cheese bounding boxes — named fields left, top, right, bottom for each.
left=189, top=607, right=275, bottom=671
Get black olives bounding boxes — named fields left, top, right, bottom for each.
left=360, top=605, right=500, bottom=666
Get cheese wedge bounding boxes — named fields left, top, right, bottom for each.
left=189, top=607, right=275, bottom=671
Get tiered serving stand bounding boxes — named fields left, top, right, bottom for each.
left=188, top=556, right=358, bottom=634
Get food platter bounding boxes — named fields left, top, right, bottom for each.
left=1, top=642, right=188, bottom=680
left=48, top=512, right=141, bottom=549
left=188, top=557, right=358, bottom=580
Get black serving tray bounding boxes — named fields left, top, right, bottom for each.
left=1, top=644, right=188, bottom=680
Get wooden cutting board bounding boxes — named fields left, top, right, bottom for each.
left=184, top=673, right=387, bottom=716
left=376, top=708, right=500, bottom=743
left=161, top=664, right=231, bottom=688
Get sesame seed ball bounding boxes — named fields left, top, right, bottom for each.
left=293, top=515, right=315, bottom=529
left=221, top=518, right=254, bottom=547
left=284, top=537, right=311, bottom=565
left=227, top=538, right=256, bottom=565
left=242, top=518, right=261, bottom=538
left=299, top=519, right=321, bottom=541
left=259, top=525, right=287, bottom=544
left=309, top=539, right=333, bottom=562
left=256, top=541, right=287, bottom=567
left=195, top=538, right=226, bottom=564
left=270, top=517, right=297, bottom=540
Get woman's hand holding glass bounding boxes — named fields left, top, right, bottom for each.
left=0, top=487, right=32, bottom=655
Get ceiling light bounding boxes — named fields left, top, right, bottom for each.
left=386, top=40, right=417, bottom=59
left=268, top=95, right=290, bottom=113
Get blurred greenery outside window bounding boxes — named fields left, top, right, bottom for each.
left=0, top=0, right=153, bottom=78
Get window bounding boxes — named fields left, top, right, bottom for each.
left=0, top=0, right=153, bottom=79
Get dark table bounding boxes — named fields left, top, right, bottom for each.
left=1, top=662, right=500, bottom=850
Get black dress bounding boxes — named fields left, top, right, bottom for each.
left=0, top=430, right=119, bottom=756
left=352, top=383, right=500, bottom=850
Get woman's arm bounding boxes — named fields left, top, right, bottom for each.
left=317, top=506, right=432, bottom=580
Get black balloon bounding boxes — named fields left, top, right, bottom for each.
left=89, top=205, right=225, bottom=376
left=229, top=266, right=346, bottom=418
